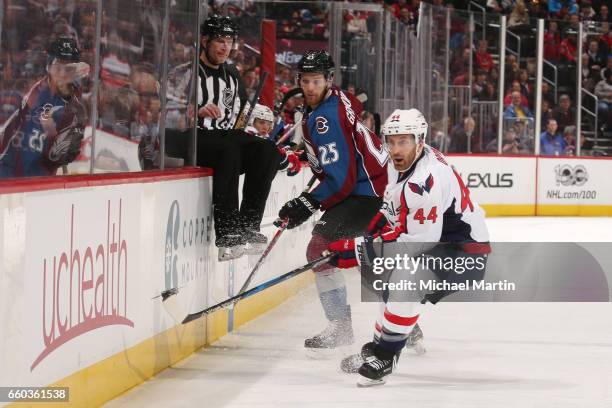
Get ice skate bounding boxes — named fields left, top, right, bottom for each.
left=304, top=319, right=354, bottom=359
left=243, top=229, right=268, bottom=255
left=217, top=234, right=246, bottom=262
left=356, top=348, right=401, bottom=387
left=340, top=341, right=375, bottom=373
left=405, top=323, right=426, bottom=355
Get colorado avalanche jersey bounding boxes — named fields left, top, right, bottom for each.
left=0, top=79, right=84, bottom=178
left=374, top=145, right=489, bottom=244
left=302, top=87, right=388, bottom=209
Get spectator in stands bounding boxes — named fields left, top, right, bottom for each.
left=553, top=94, right=576, bottom=131
left=242, top=68, right=260, bottom=100
left=486, top=128, right=528, bottom=154
left=544, top=21, right=561, bottom=62
left=472, top=70, right=488, bottom=100
left=582, top=53, right=600, bottom=93
left=548, top=0, right=577, bottom=17
left=131, top=69, right=161, bottom=169
left=504, top=81, right=529, bottom=107
left=540, top=118, right=566, bottom=155
left=277, top=66, right=293, bottom=87
left=480, top=81, right=498, bottom=101
left=541, top=99, right=554, bottom=127
left=449, top=116, right=479, bottom=153
left=517, top=69, right=532, bottom=104
left=391, top=0, right=410, bottom=19
left=587, top=39, right=606, bottom=71
left=399, top=7, right=416, bottom=26
left=563, top=125, right=577, bottom=155
left=594, top=69, right=612, bottom=130
left=508, top=0, right=529, bottom=27
left=504, top=91, right=534, bottom=120
left=475, top=39, right=494, bottom=73
left=451, top=47, right=470, bottom=77
left=602, top=55, right=612, bottom=81
left=490, top=66, right=500, bottom=85
left=505, top=54, right=520, bottom=87
left=580, top=0, right=596, bottom=21
left=559, top=34, right=577, bottom=63
left=541, top=81, right=554, bottom=104
left=600, top=5, right=610, bottom=23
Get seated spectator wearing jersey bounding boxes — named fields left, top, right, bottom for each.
left=540, top=118, right=566, bottom=156
left=474, top=40, right=494, bottom=73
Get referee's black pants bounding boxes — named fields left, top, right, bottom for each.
left=165, top=128, right=281, bottom=242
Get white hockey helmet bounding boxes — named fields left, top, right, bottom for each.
left=250, top=103, right=275, bottom=124
left=381, top=109, right=428, bottom=147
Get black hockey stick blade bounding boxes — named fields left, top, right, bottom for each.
left=181, top=253, right=334, bottom=324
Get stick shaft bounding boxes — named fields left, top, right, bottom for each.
left=182, top=254, right=333, bottom=324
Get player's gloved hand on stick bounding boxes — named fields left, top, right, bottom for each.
left=277, top=147, right=302, bottom=176
left=367, top=211, right=392, bottom=237
left=278, top=192, right=320, bottom=229
left=326, top=237, right=366, bottom=269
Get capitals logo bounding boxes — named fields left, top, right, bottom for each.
left=315, top=116, right=329, bottom=134
left=408, top=174, right=434, bottom=195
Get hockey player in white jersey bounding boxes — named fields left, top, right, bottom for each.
left=325, top=109, right=490, bottom=386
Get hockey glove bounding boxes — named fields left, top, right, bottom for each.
left=278, top=192, right=320, bottom=229
left=367, top=211, right=392, bottom=238
left=327, top=237, right=367, bottom=269
left=47, top=126, right=84, bottom=166
left=277, top=147, right=302, bottom=176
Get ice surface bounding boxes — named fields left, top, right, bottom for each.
left=106, top=218, right=612, bottom=408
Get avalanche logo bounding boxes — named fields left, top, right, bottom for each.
left=408, top=174, right=434, bottom=196
left=315, top=116, right=329, bottom=134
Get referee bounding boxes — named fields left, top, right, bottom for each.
left=166, top=15, right=281, bottom=261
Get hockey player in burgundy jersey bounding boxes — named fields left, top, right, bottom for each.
left=327, top=109, right=490, bottom=386
left=278, top=50, right=388, bottom=353
left=0, top=36, right=86, bottom=178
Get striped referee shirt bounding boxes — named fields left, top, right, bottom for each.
left=197, top=62, right=246, bottom=130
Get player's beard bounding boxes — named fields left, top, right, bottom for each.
left=304, top=90, right=326, bottom=108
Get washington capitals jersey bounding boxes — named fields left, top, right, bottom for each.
left=0, top=79, right=85, bottom=178
left=373, top=145, right=489, bottom=244
left=302, top=87, right=388, bottom=209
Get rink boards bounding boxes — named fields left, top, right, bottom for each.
left=1, top=154, right=612, bottom=407
left=0, top=169, right=315, bottom=407
left=447, top=154, right=612, bottom=216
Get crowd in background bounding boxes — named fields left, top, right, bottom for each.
left=1, top=0, right=612, bottom=177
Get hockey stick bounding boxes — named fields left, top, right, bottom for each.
left=274, top=122, right=300, bottom=146
left=157, top=174, right=317, bottom=303
left=182, top=253, right=334, bottom=324
left=237, top=174, right=317, bottom=295
left=233, top=70, right=269, bottom=130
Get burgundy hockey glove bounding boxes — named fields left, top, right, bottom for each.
left=278, top=192, right=320, bottom=229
